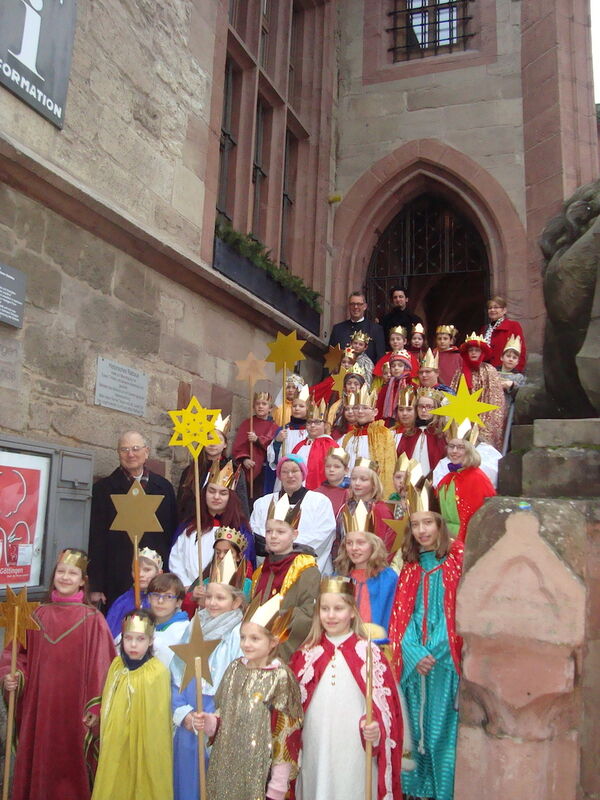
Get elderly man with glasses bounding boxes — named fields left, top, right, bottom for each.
left=88, top=430, right=178, bottom=611
left=328, top=291, right=386, bottom=364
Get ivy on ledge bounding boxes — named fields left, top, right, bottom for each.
left=215, top=221, right=322, bottom=313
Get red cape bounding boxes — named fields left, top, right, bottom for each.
left=291, top=435, right=338, bottom=490
left=479, top=317, right=527, bottom=371
left=397, top=428, right=447, bottom=472
left=232, top=416, right=279, bottom=480
left=309, top=375, right=336, bottom=404
left=388, top=539, right=464, bottom=680
left=437, top=466, right=496, bottom=541
left=289, top=632, right=403, bottom=800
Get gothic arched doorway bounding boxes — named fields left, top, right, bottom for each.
left=366, top=193, right=489, bottom=345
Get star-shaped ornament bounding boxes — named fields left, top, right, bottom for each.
left=382, top=516, right=409, bottom=554
left=323, top=345, right=344, bottom=373
left=235, top=352, right=269, bottom=386
left=330, top=367, right=348, bottom=395
left=170, top=615, right=221, bottom=691
left=265, top=330, right=306, bottom=374
left=110, top=480, right=164, bottom=544
left=430, top=375, right=499, bottom=431
left=168, top=396, right=222, bottom=458
left=0, top=586, right=40, bottom=648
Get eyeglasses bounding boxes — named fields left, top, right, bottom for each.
left=447, top=444, right=466, bottom=450
left=149, top=592, right=178, bottom=602
left=306, top=419, right=324, bottom=425
left=117, top=445, right=147, bottom=454
left=349, top=301, right=366, bottom=307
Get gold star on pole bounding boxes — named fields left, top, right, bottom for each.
left=168, top=396, right=222, bottom=458
left=382, top=516, right=409, bottom=554
left=235, top=352, right=269, bottom=386
left=110, top=480, right=164, bottom=544
left=265, top=330, right=306, bottom=374
left=0, top=587, right=40, bottom=648
left=330, top=367, right=348, bottom=395
left=323, top=344, right=344, bottom=373
left=170, top=615, right=221, bottom=691
left=430, top=375, right=499, bottom=431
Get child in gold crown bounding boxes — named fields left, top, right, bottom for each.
left=197, top=594, right=303, bottom=800
left=289, top=577, right=403, bottom=800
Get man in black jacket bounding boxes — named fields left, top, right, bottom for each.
left=381, top=286, right=423, bottom=343
left=328, top=291, right=386, bottom=364
left=88, top=430, right=177, bottom=610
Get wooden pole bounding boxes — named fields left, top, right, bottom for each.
left=2, top=606, right=19, bottom=800
left=133, top=536, right=141, bottom=608
left=195, top=657, right=207, bottom=800
left=248, top=376, right=254, bottom=500
left=193, top=457, right=203, bottom=583
left=281, top=362, right=287, bottom=459
left=365, top=630, right=373, bottom=800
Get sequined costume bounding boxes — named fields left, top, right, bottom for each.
left=206, top=658, right=303, bottom=800
left=437, top=466, right=496, bottom=541
left=342, top=421, right=398, bottom=497
left=451, top=361, right=506, bottom=450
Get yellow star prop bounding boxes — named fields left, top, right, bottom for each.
left=323, top=344, right=344, bottom=373
left=168, top=396, right=222, bottom=458
left=330, top=367, right=348, bottom=395
left=382, top=516, right=409, bottom=554
left=0, top=587, right=40, bottom=648
left=170, top=615, right=221, bottom=691
left=235, top=352, right=269, bottom=386
left=265, top=330, right=306, bottom=374
left=430, top=375, right=499, bottom=430
left=110, top=480, right=164, bottom=544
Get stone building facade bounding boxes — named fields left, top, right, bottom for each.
left=0, top=0, right=598, bottom=481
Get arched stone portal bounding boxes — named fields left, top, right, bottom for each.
left=331, top=139, right=529, bottom=341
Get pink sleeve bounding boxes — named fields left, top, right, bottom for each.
left=266, top=762, right=292, bottom=800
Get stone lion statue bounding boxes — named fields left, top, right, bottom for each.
left=539, top=179, right=600, bottom=417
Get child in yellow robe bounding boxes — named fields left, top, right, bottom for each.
left=91, top=609, right=173, bottom=800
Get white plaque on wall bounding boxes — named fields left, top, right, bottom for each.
left=94, top=357, right=148, bottom=417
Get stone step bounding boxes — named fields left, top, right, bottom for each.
left=510, top=424, right=534, bottom=451
left=533, top=418, right=600, bottom=447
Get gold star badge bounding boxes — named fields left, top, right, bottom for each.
left=323, top=345, right=344, bottom=373
left=110, top=480, right=164, bottom=544
left=430, top=375, right=499, bottom=430
left=265, top=330, right=306, bottom=374
left=168, top=396, right=222, bottom=458
left=235, top=352, right=270, bottom=386
left=0, top=587, right=40, bottom=648
left=330, top=367, right=348, bottom=395
left=170, top=615, right=221, bottom=691
left=382, top=516, right=409, bottom=554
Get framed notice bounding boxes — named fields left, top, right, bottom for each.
left=0, top=450, right=50, bottom=587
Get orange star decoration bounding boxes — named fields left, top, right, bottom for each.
left=0, top=587, right=40, bottom=648
left=265, top=330, right=306, bottom=374
left=330, top=367, right=348, bottom=395
left=168, top=396, right=222, bottom=458
left=110, top=480, right=164, bottom=544
left=430, top=375, right=499, bottom=431
left=323, top=344, right=344, bottom=373
left=382, top=516, right=409, bottom=555
left=170, top=615, right=221, bottom=691
left=235, top=352, right=269, bottom=385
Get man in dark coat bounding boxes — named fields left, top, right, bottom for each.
left=381, top=286, right=423, bottom=343
left=328, top=291, right=386, bottom=364
left=88, top=430, right=177, bottom=610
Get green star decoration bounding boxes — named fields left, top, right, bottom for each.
left=430, top=375, right=499, bottom=430
left=265, top=330, right=306, bottom=374
left=168, top=396, right=222, bottom=459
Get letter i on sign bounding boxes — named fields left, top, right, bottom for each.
left=9, top=0, right=45, bottom=80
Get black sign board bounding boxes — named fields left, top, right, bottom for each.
left=0, top=263, right=26, bottom=328
left=0, top=0, right=77, bottom=129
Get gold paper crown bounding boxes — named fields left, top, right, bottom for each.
left=397, top=386, right=417, bottom=408
left=267, top=494, right=302, bottom=529
left=207, top=459, right=240, bottom=490
left=405, top=462, right=439, bottom=514
left=138, top=547, right=163, bottom=570
left=326, top=446, right=350, bottom=467
left=306, top=397, right=327, bottom=421
left=343, top=347, right=357, bottom=363
left=58, top=549, right=89, bottom=574
left=420, top=348, right=439, bottom=370
left=355, top=456, right=379, bottom=473
left=356, top=384, right=378, bottom=408
left=214, top=413, right=231, bottom=436
left=296, top=384, right=311, bottom=402
left=122, top=611, right=155, bottom=637
left=345, top=363, right=366, bottom=379
left=503, top=335, right=522, bottom=355
left=209, top=548, right=247, bottom=589
left=243, top=592, right=293, bottom=643
left=350, top=330, right=371, bottom=344
left=447, top=419, right=480, bottom=445
left=464, top=332, right=488, bottom=347
left=436, top=325, right=458, bottom=336
left=389, top=326, right=407, bottom=337
left=340, top=499, right=376, bottom=535
left=253, top=391, right=273, bottom=403
left=319, top=576, right=355, bottom=597
left=286, top=373, right=305, bottom=387
left=411, top=323, right=426, bottom=335
left=394, top=452, right=411, bottom=474
left=389, top=349, right=412, bottom=365
left=214, top=526, right=248, bottom=554
left=416, top=387, right=443, bottom=404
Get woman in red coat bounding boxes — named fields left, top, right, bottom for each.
left=480, top=295, right=527, bottom=372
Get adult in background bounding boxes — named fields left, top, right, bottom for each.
left=480, top=295, right=527, bottom=372
left=329, top=291, right=386, bottom=364
left=88, top=431, right=177, bottom=610
left=381, top=285, right=423, bottom=344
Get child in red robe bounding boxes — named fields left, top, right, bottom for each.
left=232, top=390, right=279, bottom=501
left=291, top=398, right=338, bottom=490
